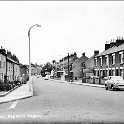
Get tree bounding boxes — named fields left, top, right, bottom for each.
left=52, top=60, right=56, bottom=64
left=41, top=62, right=53, bottom=76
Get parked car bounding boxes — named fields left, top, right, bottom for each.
left=44, top=75, right=50, bottom=80
left=105, top=76, right=124, bottom=91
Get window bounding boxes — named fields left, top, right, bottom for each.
left=1, top=73, right=3, bottom=80
left=109, top=70, right=112, bottom=76
left=81, top=62, right=85, bottom=68
left=3, top=62, right=5, bottom=68
left=0, top=61, right=1, bottom=68
left=119, top=52, right=123, bottom=64
left=111, top=70, right=114, bottom=76
left=112, top=54, right=115, bottom=65
left=100, top=57, right=102, bottom=66
left=120, top=69, right=123, bottom=77
left=104, top=57, right=106, bottom=65
left=103, top=70, right=106, bottom=77
left=94, top=70, right=96, bottom=76
left=119, top=54, right=121, bottom=63
left=97, top=71, right=99, bottom=76
left=116, top=69, right=119, bottom=76
left=94, top=58, right=97, bottom=66
left=0, top=73, right=3, bottom=80
left=106, top=55, right=109, bottom=66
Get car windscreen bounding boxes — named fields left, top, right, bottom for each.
left=111, top=77, right=123, bottom=81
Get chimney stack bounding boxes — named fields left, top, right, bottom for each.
left=94, top=50, right=99, bottom=56
left=105, top=41, right=110, bottom=50
left=82, top=52, right=85, bottom=56
left=116, top=36, right=124, bottom=46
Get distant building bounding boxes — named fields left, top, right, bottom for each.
left=72, top=52, right=89, bottom=80
left=20, top=64, right=28, bottom=76
left=26, top=64, right=42, bottom=76
left=59, top=52, right=78, bottom=74
left=84, top=50, right=99, bottom=77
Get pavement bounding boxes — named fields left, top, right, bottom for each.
left=0, top=76, right=35, bottom=97
left=0, top=91, right=8, bottom=96
left=50, top=78, right=105, bottom=88
left=0, top=85, right=21, bottom=97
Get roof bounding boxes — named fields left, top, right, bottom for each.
left=85, top=55, right=94, bottom=63
left=96, top=43, right=124, bottom=57
left=7, top=57, right=19, bottom=65
left=73, top=55, right=89, bottom=64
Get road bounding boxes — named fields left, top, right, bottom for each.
left=0, top=77, right=124, bottom=123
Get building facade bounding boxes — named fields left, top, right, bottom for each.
left=59, top=52, right=78, bottom=74
left=84, top=51, right=99, bottom=77
left=72, top=52, right=89, bottom=80
left=0, top=48, right=20, bottom=82
left=0, top=49, right=6, bottom=82
left=7, top=57, right=20, bottom=81
left=94, top=38, right=124, bottom=80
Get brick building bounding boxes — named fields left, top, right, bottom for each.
left=0, top=48, right=20, bottom=82
left=94, top=38, right=124, bottom=82
left=59, top=52, right=78, bottom=74
left=84, top=51, right=99, bottom=77
left=72, top=52, right=89, bottom=80
left=0, top=49, right=6, bottom=82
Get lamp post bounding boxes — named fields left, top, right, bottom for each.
left=67, top=53, right=70, bottom=82
left=28, top=24, right=41, bottom=81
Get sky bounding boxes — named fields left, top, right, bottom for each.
left=0, top=1, right=124, bottom=65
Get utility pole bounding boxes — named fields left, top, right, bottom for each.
left=68, top=53, right=70, bottom=82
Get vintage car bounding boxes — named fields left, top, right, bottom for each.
left=43, top=75, right=50, bottom=80
left=105, top=76, right=124, bottom=91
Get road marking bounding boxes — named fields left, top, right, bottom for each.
left=8, top=101, right=18, bottom=110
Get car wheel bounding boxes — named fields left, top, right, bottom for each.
left=112, top=86, right=115, bottom=91
left=108, top=86, right=112, bottom=91
left=105, top=85, right=108, bottom=90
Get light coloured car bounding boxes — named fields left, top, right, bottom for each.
left=44, top=75, right=50, bottom=80
left=105, top=76, right=124, bottom=91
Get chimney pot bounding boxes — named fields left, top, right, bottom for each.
left=82, top=52, right=85, bottom=56
left=94, top=50, right=99, bottom=56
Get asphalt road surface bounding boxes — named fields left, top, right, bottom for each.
left=0, top=77, right=124, bottom=124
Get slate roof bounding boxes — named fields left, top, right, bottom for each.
left=96, top=43, right=124, bottom=57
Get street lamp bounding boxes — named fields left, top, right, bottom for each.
left=67, top=53, right=70, bottom=82
left=28, top=24, right=41, bottom=81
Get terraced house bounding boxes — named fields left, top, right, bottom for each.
left=94, top=38, right=124, bottom=80
left=0, top=48, right=6, bottom=82
left=59, top=52, right=78, bottom=74
left=0, top=48, right=20, bottom=82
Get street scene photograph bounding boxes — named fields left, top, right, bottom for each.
left=0, top=1, right=124, bottom=124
